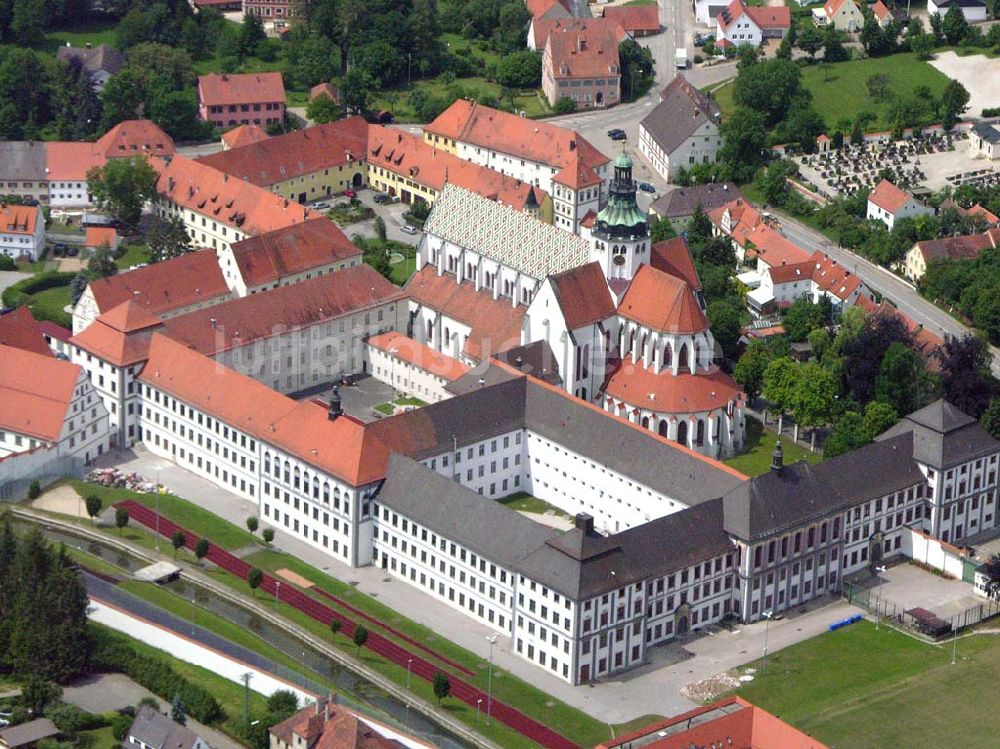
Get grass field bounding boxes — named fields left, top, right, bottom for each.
left=43, top=18, right=118, bottom=55
left=724, top=416, right=822, bottom=476
left=29, top=285, right=73, bottom=328
left=714, top=53, right=951, bottom=134
left=115, top=243, right=150, bottom=269
left=732, top=621, right=1000, bottom=748
left=498, top=492, right=570, bottom=518
left=372, top=396, right=426, bottom=415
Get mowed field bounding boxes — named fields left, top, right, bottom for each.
left=714, top=53, right=952, bottom=133
left=732, top=621, right=1000, bottom=747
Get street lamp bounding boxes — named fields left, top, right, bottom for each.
left=874, top=565, right=887, bottom=630
left=476, top=698, right=482, bottom=729
left=155, top=468, right=161, bottom=552
left=761, top=611, right=773, bottom=677
left=275, top=580, right=281, bottom=605
left=406, top=658, right=412, bottom=690
left=952, top=623, right=958, bottom=665
left=485, top=634, right=497, bottom=725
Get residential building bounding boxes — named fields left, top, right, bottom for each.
left=695, top=0, right=734, bottom=26
left=903, top=228, right=1000, bottom=281
left=72, top=249, right=232, bottom=334
left=746, top=249, right=870, bottom=315
left=866, top=179, right=933, bottom=230
left=243, top=0, right=302, bottom=25
left=816, top=0, right=864, bottom=30
left=366, top=331, right=471, bottom=403
left=542, top=24, right=622, bottom=110
left=602, top=4, right=660, bottom=36
left=221, top=124, right=268, bottom=150
left=0, top=719, right=60, bottom=749
left=0, top=204, right=45, bottom=261
left=270, top=695, right=423, bottom=749
left=715, top=0, right=790, bottom=47
left=310, top=82, right=340, bottom=106
left=940, top=198, right=1000, bottom=227
left=928, top=0, right=987, bottom=21
left=528, top=16, right=626, bottom=51
left=0, top=344, right=110, bottom=463
left=56, top=43, right=124, bottom=92
left=638, top=76, right=723, bottom=183
left=650, top=183, right=741, bottom=230
left=197, top=118, right=369, bottom=203
left=0, top=141, right=48, bottom=204
left=596, top=697, right=828, bottom=749
left=85, top=226, right=119, bottom=255
left=424, top=100, right=610, bottom=235
left=197, top=72, right=286, bottom=130
left=526, top=0, right=574, bottom=22
left=0, top=307, right=55, bottom=358
left=124, top=707, right=208, bottom=749
left=969, top=122, right=1000, bottom=161
left=872, top=0, right=893, bottom=26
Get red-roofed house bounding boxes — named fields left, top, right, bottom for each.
left=818, top=0, right=864, bottom=30
left=270, top=695, right=419, bottom=749
left=904, top=228, right=1000, bottom=281
left=197, top=72, right=286, bottom=130
left=243, top=0, right=301, bottom=28
left=366, top=331, right=471, bottom=403
left=85, top=226, right=119, bottom=254
left=867, top=179, right=933, bottom=230
left=597, top=697, right=828, bottom=749
left=0, top=307, right=54, bottom=357
left=602, top=4, right=660, bottom=36
left=872, top=0, right=893, bottom=27
left=309, top=82, right=340, bottom=106
left=716, top=0, right=791, bottom=46
left=0, top=343, right=110, bottom=461
left=526, top=0, right=573, bottom=21
left=529, top=15, right=629, bottom=50
left=222, top=124, right=268, bottom=151
left=0, top=204, right=44, bottom=261
left=749, top=249, right=870, bottom=315
left=542, top=23, right=622, bottom=109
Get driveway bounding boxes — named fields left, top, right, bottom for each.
left=62, top=673, right=246, bottom=749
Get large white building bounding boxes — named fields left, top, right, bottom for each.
left=639, top=78, right=723, bottom=183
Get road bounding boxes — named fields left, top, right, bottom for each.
left=777, top=212, right=1000, bottom=377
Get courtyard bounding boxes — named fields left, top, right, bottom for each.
left=846, top=561, right=984, bottom=627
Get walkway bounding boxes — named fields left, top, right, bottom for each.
left=117, top=501, right=581, bottom=749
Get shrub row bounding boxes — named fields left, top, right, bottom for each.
left=1, top=271, right=75, bottom=309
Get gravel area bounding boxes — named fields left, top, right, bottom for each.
left=929, top=52, right=1000, bottom=118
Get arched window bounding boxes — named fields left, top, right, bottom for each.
left=628, top=329, right=636, bottom=355
left=264, top=453, right=271, bottom=474
left=696, top=419, right=705, bottom=446
left=283, top=460, right=290, bottom=483
left=426, top=319, right=433, bottom=341
left=293, top=466, right=300, bottom=490
left=641, top=416, right=649, bottom=429
left=640, top=332, right=649, bottom=360
left=678, top=344, right=690, bottom=374
left=313, top=477, right=320, bottom=499
left=663, top=342, right=672, bottom=368
left=658, top=419, right=669, bottom=437
left=677, top=420, right=688, bottom=446
left=323, top=482, right=330, bottom=503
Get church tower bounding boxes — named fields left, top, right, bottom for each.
left=591, top=151, right=649, bottom=283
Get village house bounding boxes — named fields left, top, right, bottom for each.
left=866, top=179, right=934, bottom=231
left=715, top=0, right=790, bottom=48
left=0, top=204, right=45, bottom=261
left=197, top=72, right=286, bottom=130
left=541, top=23, right=623, bottom=110
left=903, top=228, right=1000, bottom=281
left=639, top=76, right=723, bottom=183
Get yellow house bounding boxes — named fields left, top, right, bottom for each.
left=822, top=0, right=864, bottom=31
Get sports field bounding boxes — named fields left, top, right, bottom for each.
left=732, top=620, right=1000, bottom=747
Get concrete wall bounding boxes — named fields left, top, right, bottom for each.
left=901, top=527, right=967, bottom=579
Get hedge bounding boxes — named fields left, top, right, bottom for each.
left=1, top=271, right=76, bottom=309
left=91, top=628, right=224, bottom=724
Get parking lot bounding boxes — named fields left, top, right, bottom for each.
left=850, top=562, right=983, bottom=625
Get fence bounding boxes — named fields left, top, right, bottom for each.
left=844, top=579, right=1000, bottom=638
left=0, top=449, right=84, bottom=501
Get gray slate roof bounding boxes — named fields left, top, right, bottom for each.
left=972, top=123, right=1000, bottom=145
left=877, top=399, right=999, bottom=469
left=57, top=44, right=125, bottom=77
left=722, top=434, right=924, bottom=541
left=0, top=719, right=59, bottom=749
left=125, top=707, right=201, bottom=749
left=0, top=141, right=47, bottom=182
left=650, top=183, right=740, bottom=220
left=640, top=76, right=721, bottom=157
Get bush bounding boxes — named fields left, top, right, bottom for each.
left=28, top=480, right=42, bottom=499
left=91, top=629, right=223, bottom=724
left=983, top=107, right=1000, bottom=117
left=1, top=271, right=75, bottom=309
left=0, top=255, right=15, bottom=270
left=45, top=705, right=108, bottom=738
left=553, top=96, right=575, bottom=114
left=111, top=714, right=133, bottom=741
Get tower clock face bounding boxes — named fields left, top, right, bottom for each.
left=613, top=254, right=626, bottom=265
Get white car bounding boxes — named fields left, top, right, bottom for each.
left=401, top=225, right=419, bottom=235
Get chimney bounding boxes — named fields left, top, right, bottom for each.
left=210, top=317, right=217, bottom=328
left=575, top=513, right=594, bottom=535
left=515, top=355, right=523, bottom=367
left=577, top=36, right=585, bottom=53
left=771, top=440, right=783, bottom=475
left=327, top=386, right=342, bottom=420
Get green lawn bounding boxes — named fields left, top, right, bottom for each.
left=714, top=53, right=951, bottom=134
left=731, top=621, right=1000, bottom=748
left=388, top=247, right=417, bottom=286
left=43, top=18, right=119, bottom=55
left=28, top=285, right=73, bottom=328
left=373, top=396, right=427, bottom=415
left=115, top=243, right=150, bottom=269
left=724, top=416, right=822, bottom=476
left=67, top=480, right=259, bottom=550
left=498, top=492, right=570, bottom=518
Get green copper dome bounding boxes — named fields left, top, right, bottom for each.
left=613, top=151, right=633, bottom=169
left=596, top=196, right=647, bottom=230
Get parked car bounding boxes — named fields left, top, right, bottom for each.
left=373, top=193, right=390, bottom=204
left=311, top=201, right=331, bottom=211
left=401, top=224, right=419, bottom=235
left=607, top=128, right=627, bottom=141
left=639, top=182, right=656, bottom=193
left=343, top=189, right=357, bottom=198
left=67, top=246, right=79, bottom=257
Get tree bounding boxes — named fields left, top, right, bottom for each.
left=28, top=480, right=41, bottom=500
left=822, top=29, right=849, bottom=62
left=341, top=68, right=376, bottom=116
left=942, top=4, right=970, bottom=44
left=824, top=411, right=866, bottom=457
left=353, top=624, right=368, bottom=654
left=791, top=362, right=839, bottom=450
left=330, top=619, right=342, bottom=637
left=432, top=671, right=450, bottom=703
left=861, top=16, right=889, bottom=57
left=981, top=398, right=1000, bottom=439
left=862, top=400, right=898, bottom=439
left=126, top=43, right=194, bottom=91
left=731, top=59, right=805, bottom=128
left=707, top=300, right=744, bottom=361
left=11, top=0, right=45, bottom=46
left=734, top=340, right=773, bottom=401
left=266, top=690, right=298, bottom=716
left=262, top=528, right=275, bottom=544
left=783, top=298, right=827, bottom=342
left=875, top=342, right=927, bottom=415
left=247, top=567, right=263, bottom=595
left=866, top=73, right=891, bottom=101
left=553, top=96, right=576, bottom=114
left=88, top=245, right=118, bottom=279
left=981, top=553, right=1000, bottom=599
left=763, top=356, right=800, bottom=434
left=101, top=69, right=146, bottom=128
left=146, top=215, right=191, bottom=263
left=171, top=694, right=186, bottom=726
left=938, top=334, right=995, bottom=418
left=246, top=516, right=259, bottom=534
left=374, top=215, right=387, bottom=242
left=718, top=108, right=767, bottom=183
left=148, top=89, right=207, bottom=141
left=70, top=270, right=89, bottom=309
left=21, top=677, right=61, bottom=715
left=239, top=13, right=268, bottom=59
left=910, top=33, right=935, bottom=61
left=115, top=507, right=130, bottom=536
left=940, top=79, right=970, bottom=130
left=306, top=94, right=340, bottom=125
left=798, top=26, right=824, bottom=59
left=736, top=43, right=761, bottom=70
left=650, top=218, right=677, bottom=243
left=85, top=494, right=102, bottom=525
left=171, top=530, right=187, bottom=559
left=194, top=538, right=209, bottom=564
left=87, top=157, right=159, bottom=229
left=495, top=51, right=542, bottom=89
left=497, top=1, right=532, bottom=54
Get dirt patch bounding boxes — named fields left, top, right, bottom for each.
left=929, top=52, right=1000, bottom=118
left=275, top=568, right=314, bottom=589
left=57, top=258, right=85, bottom=272
left=681, top=669, right=753, bottom=702
left=32, top=483, right=85, bottom=518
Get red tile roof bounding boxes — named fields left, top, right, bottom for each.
left=868, top=179, right=914, bottom=214
left=532, top=17, right=628, bottom=50
left=230, top=218, right=361, bottom=288
left=160, top=265, right=402, bottom=357
left=270, top=699, right=407, bottom=749
left=404, top=266, right=525, bottom=361
left=872, top=0, right=891, bottom=19
left=617, top=264, right=709, bottom=334
left=426, top=100, right=608, bottom=177
left=69, top=301, right=163, bottom=367
left=85, top=249, right=231, bottom=319
left=747, top=224, right=811, bottom=268
left=198, top=72, right=285, bottom=107
left=824, top=0, right=855, bottom=17
left=807, top=251, right=863, bottom=301
left=0, top=344, right=81, bottom=442
left=155, top=155, right=316, bottom=236
left=651, top=237, right=701, bottom=291
left=604, top=362, right=742, bottom=415
left=602, top=5, right=660, bottom=34
left=855, top=296, right=943, bottom=365
left=718, top=0, right=791, bottom=30
left=548, top=262, right=616, bottom=329
left=85, top=226, right=117, bottom=249
left=552, top=152, right=602, bottom=189
left=913, top=229, right=1000, bottom=264
left=368, top=126, right=549, bottom=211
left=45, top=120, right=174, bottom=181
left=198, top=118, right=368, bottom=187
left=526, top=0, right=571, bottom=17
left=222, top=124, right=268, bottom=149
left=0, top=307, right=53, bottom=357
left=309, top=83, right=340, bottom=104
left=0, top=204, right=40, bottom=236
left=45, top=142, right=105, bottom=182
left=368, top=331, right=471, bottom=382
left=546, top=24, right=622, bottom=79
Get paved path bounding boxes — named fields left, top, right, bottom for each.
left=775, top=211, right=1000, bottom=378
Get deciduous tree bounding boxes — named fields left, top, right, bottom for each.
left=87, top=157, right=159, bottom=229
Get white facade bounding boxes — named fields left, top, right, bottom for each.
left=155, top=199, right=249, bottom=254
left=48, top=180, right=93, bottom=209
left=866, top=196, right=933, bottom=231
left=638, top=118, right=722, bottom=183
left=928, top=0, right=987, bottom=21
left=0, top=208, right=45, bottom=261
left=70, top=346, right=144, bottom=449
left=216, top=243, right=359, bottom=297
left=365, top=344, right=462, bottom=404
left=716, top=14, right=762, bottom=47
